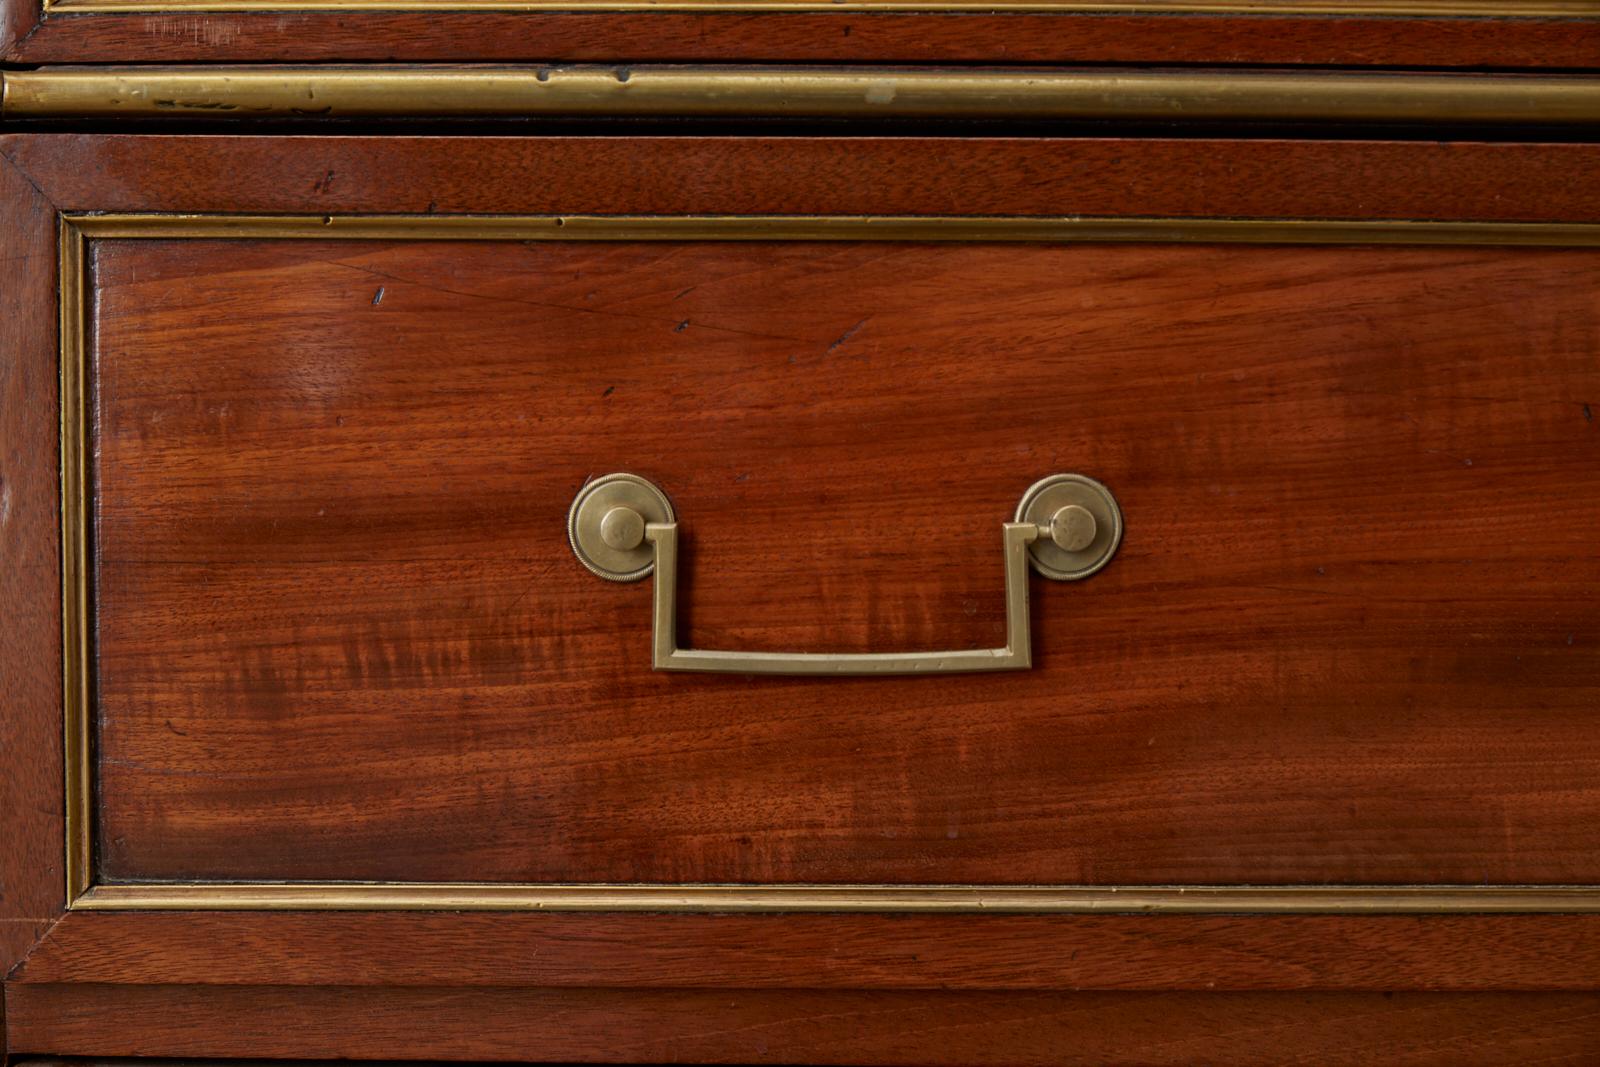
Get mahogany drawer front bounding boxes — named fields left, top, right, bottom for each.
left=76, top=223, right=1600, bottom=893
left=8, top=133, right=1600, bottom=1063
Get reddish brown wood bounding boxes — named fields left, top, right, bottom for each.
left=7, top=132, right=1600, bottom=1061
left=9, top=135, right=1600, bottom=224
left=19, top=911, right=1600, bottom=992
left=6, top=10, right=1600, bottom=67
left=0, top=0, right=35, bottom=59
left=10, top=985, right=1600, bottom=1064
left=81, top=234, right=1600, bottom=886
left=0, top=149, right=65, bottom=988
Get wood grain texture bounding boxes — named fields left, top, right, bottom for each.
left=7, top=10, right=1600, bottom=67
left=10, top=135, right=1600, bottom=224
left=0, top=0, right=35, bottom=60
left=9, top=130, right=1600, bottom=1062
left=85, top=234, right=1600, bottom=886
left=0, top=148, right=65, bottom=984
left=10, top=985, right=1600, bottom=1065
left=19, top=911, right=1600, bottom=992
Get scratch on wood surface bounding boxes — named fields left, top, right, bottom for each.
left=825, top=317, right=868, bottom=355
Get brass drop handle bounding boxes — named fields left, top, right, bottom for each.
left=568, top=473, right=1121, bottom=675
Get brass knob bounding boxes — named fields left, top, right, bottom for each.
left=1047, top=504, right=1097, bottom=553
left=567, top=473, right=676, bottom=581
left=600, top=506, right=646, bottom=551
left=1014, top=473, right=1123, bottom=581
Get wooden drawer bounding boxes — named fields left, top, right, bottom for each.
left=65, top=215, right=1600, bottom=894
left=6, top=132, right=1600, bottom=1062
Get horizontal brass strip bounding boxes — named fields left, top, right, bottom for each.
left=76, top=883, right=1600, bottom=913
left=10, top=68, right=1600, bottom=124
left=37, top=0, right=1600, bottom=15
left=64, top=214, right=1600, bottom=245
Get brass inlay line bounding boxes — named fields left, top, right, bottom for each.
left=75, top=884, right=1600, bottom=913
left=59, top=211, right=1600, bottom=914
left=62, top=214, right=1600, bottom=245
left=59, top=219, right=93, bottom=905
left=36, top=0, right=1600, bottom=16
left=11, top=68, right=1600, bottom=124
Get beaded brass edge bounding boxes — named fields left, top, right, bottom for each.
left=9, top=68, right=1600, bottom=125
left=61, top=212, right=1600, bottom=914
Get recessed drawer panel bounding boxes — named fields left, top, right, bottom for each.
left=77, top=218, right=1600, bottom=891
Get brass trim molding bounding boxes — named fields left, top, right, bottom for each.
left=62, top=214, right=1600, bottom=245
left=60, top=219, right=93, bottom=905
left=74, top=884, right=1600, bottom=913
left=10, top=68, right=1600, bottom=124
left=36, top=0, right=1600, bottom=16
left=60, top=211, right=1600, bottom=914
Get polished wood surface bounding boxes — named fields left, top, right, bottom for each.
left=84, top=233, right=1600, bottom=886
left=8, top=133, right=1600, bottom=1062
left=21, top=911, right=1600, bottom=991
left=9, top=135, right=1600, bottom=224
left=5, top=7, right=1600, bottom=67
left=12, top=987, right=1600, bottom=1065
left=0, top=149, right=66, bottom=990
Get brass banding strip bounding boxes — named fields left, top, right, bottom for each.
left=61, top=212, right=1600, bottom=914
left=60, top=215, right=1600, bottom=245
left=10, top=68, right=1600, bottom=124
left=59, top=220, right=93, bottom=905
left=75, top=883, right=1600, bottom=913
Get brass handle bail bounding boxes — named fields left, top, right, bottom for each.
left=568, top=472, right=1121, bottom=675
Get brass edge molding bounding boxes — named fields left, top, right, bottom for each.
left=60, top=214, right=1600, bottom=245
left=59, top=211, right=1600, bottom=915
left=75, top=883, right=1600, bottom=913
left=36, top=0, right=1600, bottom=17
left=10, top=68, right=1600, bottom=124
left=60, top=218, right=93, bottom=905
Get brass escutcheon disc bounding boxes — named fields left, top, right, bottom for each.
left=568, top=473, right=675, bottom=582
left=1015, top=473, right=1124, bottom=581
